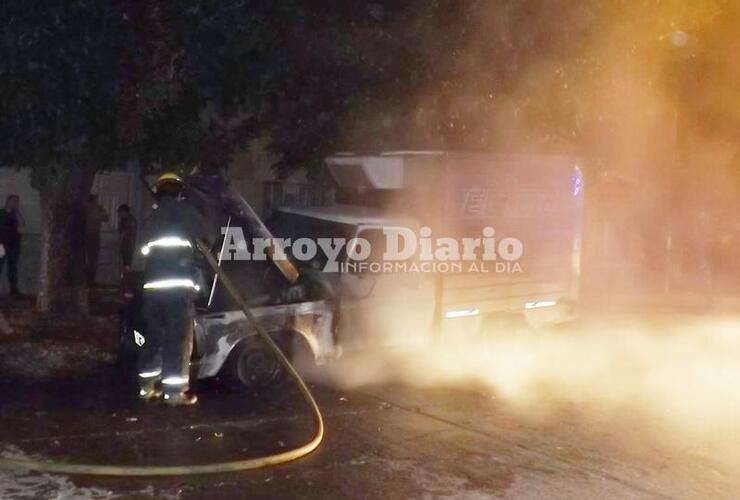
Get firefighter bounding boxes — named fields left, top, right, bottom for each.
left=136, top=172, right=214, bottom=406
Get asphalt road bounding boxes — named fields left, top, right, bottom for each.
left=1, top=307, right=740, bottom=499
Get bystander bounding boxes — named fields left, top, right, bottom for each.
left=0, top=194, right=23, bottom=297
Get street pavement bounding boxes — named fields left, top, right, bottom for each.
left=1, top=307, right=740, bottom=499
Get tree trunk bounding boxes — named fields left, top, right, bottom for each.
left=36, top=165, right=97, bottom=316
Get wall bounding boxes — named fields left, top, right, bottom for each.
left=0, top=145, right=334, bottom=295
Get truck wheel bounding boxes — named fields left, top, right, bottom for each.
left=222, top=335, right=290, bottom=392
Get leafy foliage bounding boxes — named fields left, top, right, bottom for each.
left=1, top=0, right=737, bottom=179
left=0, top=1, right=127, bottom=178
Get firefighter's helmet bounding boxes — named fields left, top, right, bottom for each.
left=153, top=172, right=184, bottom=197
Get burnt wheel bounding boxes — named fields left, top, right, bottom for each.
left=222, top=334, right=290, bottom=392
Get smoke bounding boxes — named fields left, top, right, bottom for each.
left=305, top=0, right=740, bottom=474
left=304, top=311, right=740, bottom=469
left=402, top=1, right=739, bottom=195
left=336, top=1, right=740, bottom=292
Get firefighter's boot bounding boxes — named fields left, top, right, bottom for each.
left=163, top=391, right=198, bottom=406
left=162, top=376, right=197, bottom=406
left=138, top=375, right=162, bottom=401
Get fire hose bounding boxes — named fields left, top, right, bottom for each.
left=0, top=239, right=324, bottom=476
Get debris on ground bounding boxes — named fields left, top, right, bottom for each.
left=0, top=291, right=120, bottom=380
left=0, top=341, right=115, bottom=380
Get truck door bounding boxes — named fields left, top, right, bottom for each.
left=338, top=225, right=435, bottom=347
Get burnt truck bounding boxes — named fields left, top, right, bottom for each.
left=267, top=152, right=585, bottom=348
left=120, top=172, right=339, bottom=392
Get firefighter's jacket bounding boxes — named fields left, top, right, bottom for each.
left=134, top=197, right=215, bottom=291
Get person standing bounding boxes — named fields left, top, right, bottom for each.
left=84, top=194, right=109, bottom=287
left=0, top=194, right=23, bottom=297
left=117, top=204, right=137, bottom=274
left=135, top=173, right=214, bottom=406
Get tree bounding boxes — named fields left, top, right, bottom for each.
left=0, top=1, right=279, bottom=314
left=1, top=2, right=129, bottom=313
left=0, top=0, right=410, bottom=313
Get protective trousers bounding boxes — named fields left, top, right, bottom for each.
left=138, top=288, right=195, bottom=395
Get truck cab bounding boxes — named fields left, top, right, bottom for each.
left=268, top=205, right=434, bottom=348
